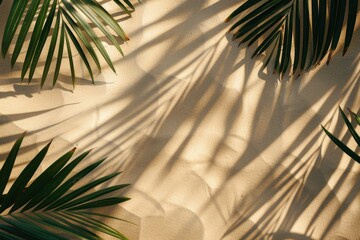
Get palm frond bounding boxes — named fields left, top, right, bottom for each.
left=226, top=0, right=358, bottom=77
left=322, top=107, right=360, bottom=164
left=1, top=0, right=138, bottom=88
left=0, top=133, right=130, bottom=239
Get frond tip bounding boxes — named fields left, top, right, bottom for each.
left=322, top=107, right=360, bottom=164
left=0, top=132, right=131, bottom=239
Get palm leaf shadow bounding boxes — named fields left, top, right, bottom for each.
left=0, top=0, right=359, bottom=238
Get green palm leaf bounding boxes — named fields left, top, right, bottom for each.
left=226, top=0, right=358, bottom=77
left=0, top=133, right=131, bottom=239
left=1, top=0, right=138, bottom=88
left=322, top=107, right=360, bottom=164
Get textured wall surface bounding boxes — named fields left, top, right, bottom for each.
left=0, top=1, right=359, bottom=239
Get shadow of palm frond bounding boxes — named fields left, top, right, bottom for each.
left=68, top=1, right=359, bottom=237
left=220, top=65, right=359, bottom=239
left=0, top=0, right=359, bottom=239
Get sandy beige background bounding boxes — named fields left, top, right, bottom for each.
left=0, top=0, right=359, bottom=239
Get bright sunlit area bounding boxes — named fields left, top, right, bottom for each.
left=0, top=1, right=359, bottom=239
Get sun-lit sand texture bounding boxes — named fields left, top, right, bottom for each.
left=0, top=1, right=359, bottom=239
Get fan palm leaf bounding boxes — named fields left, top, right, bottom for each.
left=0, top=133, right=131, bottom=239
left=226, top=0, right=359, bottom=77
left=322, top=107, right=360, bottom=164
left=1, top=0, right=138, bottom=88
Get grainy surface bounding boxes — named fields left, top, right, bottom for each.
left=0, top=1, right=359, bottom=239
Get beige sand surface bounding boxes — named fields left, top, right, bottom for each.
left=0, top=1, right=359, bottom=239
